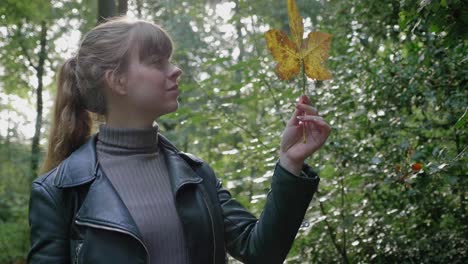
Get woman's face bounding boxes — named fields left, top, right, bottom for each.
left=123, top=51, right=182, bottom=120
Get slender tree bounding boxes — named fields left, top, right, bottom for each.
left=118, top=0, right=128, bottom=16
left=29, top=21, right=48, bottom=176
left=98, top=0, right=117, bottom=22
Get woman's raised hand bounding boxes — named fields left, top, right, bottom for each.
left=279, top=95, right=331, bottom=175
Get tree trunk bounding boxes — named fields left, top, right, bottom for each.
left=233, top=0, right=245, bottom=83
left=30, top=21, right=47, bottom=177
left=5, top=99, right=12, bottom=161
left=136, top=0, right=143, bottom=18
left=118, top=0, right=128, bottom=16
left=6, top=112, right=12, bottom=161
left=98, top=0, right=116, bottom=23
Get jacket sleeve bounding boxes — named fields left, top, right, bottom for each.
left=27, top=181, right=70, bottom=264
left=220, top=162, right=320, bottom=264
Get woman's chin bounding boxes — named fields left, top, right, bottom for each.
left=159, top=101, right=179, bottom=117
left=170, top=100, right=179, bottom=112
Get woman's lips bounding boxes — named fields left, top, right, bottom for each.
left=168, top=84, right=178, bottom=91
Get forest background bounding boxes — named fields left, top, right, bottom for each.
left=0, top=0, right=466, bottom=263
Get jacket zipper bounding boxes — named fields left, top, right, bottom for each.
left=75, top=219, right=150, bottom=264
left=74, top=242, right=83, bottom=264
left=201, top=193, right=216, bottom=264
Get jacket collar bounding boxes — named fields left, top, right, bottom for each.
left=53, top=136, right=98, bottom=188
left=53, top=134, right=204, bottom=192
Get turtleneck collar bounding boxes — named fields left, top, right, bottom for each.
left=97, top=124, right=159, bottom=153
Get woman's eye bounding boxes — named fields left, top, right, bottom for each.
left=144, top=57, right=160, bottom=65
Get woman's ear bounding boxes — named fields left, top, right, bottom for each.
left=105, top=70, right=127, bottom=95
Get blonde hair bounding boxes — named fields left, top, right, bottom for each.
left=41, top=17, right=173, bottom=173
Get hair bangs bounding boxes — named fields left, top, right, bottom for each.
left=130, top=22, right=173, bottom=64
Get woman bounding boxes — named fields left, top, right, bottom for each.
left=27, top=17, right=330, bottom=264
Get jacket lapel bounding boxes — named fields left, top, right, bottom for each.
left=53, top=135, right=142, bottom=239
left=75, top=167, right=142, bottom=239
left=158, top=134, right=204, bottom=196
left=161, top=147, right=203, bottom=196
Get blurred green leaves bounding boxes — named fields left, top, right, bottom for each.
left=0, top=0, right=467, bottom=263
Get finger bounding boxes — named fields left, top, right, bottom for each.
left=296, top=103, right=318, bottom=115
left=299, top=94, right=311, bottom=105
left=312, top=120, right=331, bottom=133
left=297, top=115, right=324, bottom=122
left=288, top=95, right=314, bottom=126
left=298, top=116, right=331, bottom=133
left=287, top=108, right=302, bottom=126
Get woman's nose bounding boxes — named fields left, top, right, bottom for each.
left=169, top=65, right=182, bottom=81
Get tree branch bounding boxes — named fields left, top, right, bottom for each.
left=319, top=201, right=342, bottom=256
left=260, top=78, right=287, bottom=127
left=193, top=79, right=271, bottom=151
left=339, top=176, right=349, bottom=263
left=14, top=23, right=38, bottom=71
left=319, top=199, right=350, bottom=263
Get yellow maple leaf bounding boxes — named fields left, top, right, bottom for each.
left=265, top=0, right=332, bottom=81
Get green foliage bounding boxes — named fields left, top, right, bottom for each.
left=0, top=137, right=31, bottom=263
left=0, top=0, right=466, bottom=263
left=0, top=0, right=96, bottom=262
left=0, top=0, right=95, bottom=98
left=295, top=0, right=467, bottom=262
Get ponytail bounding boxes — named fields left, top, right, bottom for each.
left=40, top=57, right=92, bottom=173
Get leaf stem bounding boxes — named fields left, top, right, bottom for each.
left=302, top=59, right=306, bottom=95
left=301, top=59, right=307, bottom=143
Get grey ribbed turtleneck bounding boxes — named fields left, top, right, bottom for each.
left=96, top=124, right=189, bottom=264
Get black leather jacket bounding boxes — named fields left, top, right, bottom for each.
left=27, top=135, right=319, bottom=264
